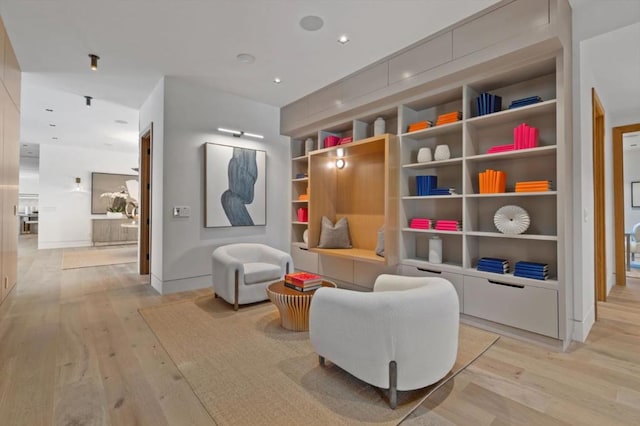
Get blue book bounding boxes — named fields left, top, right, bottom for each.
left=479, top=257, right=509, bottom=264
left=514, top=272, right=549, bottom=280
left=515, top=261, right=548, bottom=268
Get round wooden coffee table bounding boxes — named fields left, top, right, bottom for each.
left=266, top=280, right=337, bottom=331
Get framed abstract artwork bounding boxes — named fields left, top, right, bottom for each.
left=91, top=172, right=138, bottom=214
left=632, top=181, right=640, bottom=208
left=204, top=143, right=266, bottom=227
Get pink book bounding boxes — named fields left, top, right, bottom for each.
left=529, top=127, right=539, bottom=148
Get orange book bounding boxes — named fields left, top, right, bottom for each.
left=407, top=121, right=431, bottom=132
left=298, top=194, right=309, bottom=201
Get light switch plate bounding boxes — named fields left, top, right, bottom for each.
left=173, top=206, right=191, bottom=218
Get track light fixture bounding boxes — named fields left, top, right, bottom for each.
left=89, top=54, right=100, bottom=70
left=85, top=96, right=92, bottom=106
left=217, top=127, right=264, bottom=139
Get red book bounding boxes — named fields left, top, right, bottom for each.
left=285, top=272, right=322, bottom=287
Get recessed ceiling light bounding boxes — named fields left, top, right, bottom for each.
left=632, top=144, right=638, bottom=147
left=115, top=119, right=128, bottom=124
left=49, top=123, right=56, bottom=127
left=273, top=77, right=282, bottom=84
left=52, top=137, right=58, bottom=140
left=338, top=35, right=350, bottom=44
left=236, top=53, right=255, bottom=64
left=300, top=15, right=324, bottom=31
left=45, top=108, right=53, bottom=112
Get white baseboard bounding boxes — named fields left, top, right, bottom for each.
left=38, top=240, right=93, bottom=249
left=572, top=305, right=595, bottom=342
left=151, top=274, right=211, bottom=295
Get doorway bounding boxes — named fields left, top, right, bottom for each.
left=614, top=124, right=640, bottom=284
left=139, top=124, right=152, bottom=275
left=592, top=88, right=606, bottom=310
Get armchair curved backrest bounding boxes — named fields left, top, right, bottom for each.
left=212, top=243, right=292, bottom=310
left=309, top=274, right=459, bottom=407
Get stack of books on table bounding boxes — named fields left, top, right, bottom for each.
left=514, top=261, right=549, bottom=280
left=284, top=272, right=323, bottom=292
left=435, top=111, right=462, bottom=126
left=407, top=120, right=433, bottom=133
left=435, top=220, right=462, bottom=231
left=409, top=218, right=434, bottom=229
left=478, top=169, right=506, bottom=193
left=515, top=180, right=552, bottom=192
left=477, top=257, right=509, bottom=274
left=475, top=92, right=502, bottom=116
left=508, top=96, right=543, bottom=109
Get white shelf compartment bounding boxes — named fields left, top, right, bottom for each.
left=402, top=258, right=463, bottom=273
left=291, top=200, right=308, bottom=204
left=402, top=158, right=463, bottom=169
left=292, top=177, right=309, bottom=183
left=402, top=195, right=463, bottom=200
left=466, top=99, right=556, bottom=129
left=400, top=121, right=463, bottom=140
left=466, top=145, right=557, bottom=162
left=291, top=221, right=308, bottom=225
left=466, top=191, right=557, bottom=198
left=402, top=228, right=463, bottom=236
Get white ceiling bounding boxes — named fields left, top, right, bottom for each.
left=2, top=0, right=506, bottom=156
left=624, top=131, right=640, bottom=151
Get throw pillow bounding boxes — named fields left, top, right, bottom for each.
left=318, top=216, right=352, bottom=249
left=375, top=226, right=385, bottom=257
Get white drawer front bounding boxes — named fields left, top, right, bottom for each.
left=354, top=262, right=399, bottom=291
left=318, top=256, right=353, bottom=283
left=291, top=245, right=318, bottom=273
left=463, top=275, right=558, bottom=338
left=399, top=265, right=463, bottom=308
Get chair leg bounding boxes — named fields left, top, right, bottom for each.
left=388, top=361, right=397, bottom=409
left=319, top=355, right=325, bottom=366
left=286, top=262, right=290, bottom=274
left=234, top=270, right=239, bottom=311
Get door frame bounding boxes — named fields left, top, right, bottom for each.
left=139, top=124, right=153, bottom=275
left=613, top=122, right=640, bottom=286
left=592, top=88, right=606, bottom=310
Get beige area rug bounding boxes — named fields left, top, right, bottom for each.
left=62, top=246, right=137, bottom=269
left=139, top=295, right=499, bottom=425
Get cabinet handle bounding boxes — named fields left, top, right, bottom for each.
left=417, top=267, right=441, bottom=274
left=488, top=279, right=524, bottom=289
left=298, top=247, right=309, bottom=251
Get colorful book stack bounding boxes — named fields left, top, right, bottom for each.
left=513, top=123, right=539, bottom=149
left=478, top=169, right=506, bottom=193
left=284, top=272, right=323, bottom=292
left=514, top=261, right=549, bottom=280
left=338, top=136, right=353, bottom=145
left=435, top=220, right=462, bottom=231
left=295, top=172, right=308, bottom=179
left=486, top=143, right=515, bottom=154
left=409, top=218, right=434, bottom=229
left=407, top=120, right=433, bottom=133
left=515, top=180, right=552, bottom=192
left=477, top=257, right=509, bottom=274
left=415, top=175, right=451, bottom=196
left=475, top=92, right=502, bottom=116
left=508, top=95, right=543, bottom=109
left=435, top=111, right=462, bottom=126
left=296, top=207, right=308, bottom=222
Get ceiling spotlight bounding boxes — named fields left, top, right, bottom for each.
left=273, top=77, right=282, bottom=84
left=85, top=95, right=93, bottom=106
left=114, top=119, right=128, bottom=124
left=52, top=137, right=58, bottom=140
left=338, top=35, right=350, bottom=45
left=45, top=108, right=54, bottom=112
left=300, top=15, right=324, bottom=31
left=89, top=54, right=100, bottom=70
left=236, top=53, right=255, bottom=64
left=49, top=123, right=56, bottom=127
left=335, top=158, right=346, bottom=169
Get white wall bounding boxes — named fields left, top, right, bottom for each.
left=144, top=77, right=289, bottom=294
left=139, top=77, right=165, bottom=290
left=18, top=157, right=39, bottom=212
left=571, top=0, right=640, bottom=340
left=624, top=148, right=640, bottom=232
left=38, top=144, right=137, bottom=249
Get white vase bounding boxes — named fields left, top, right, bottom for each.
left=417, top=147, right=432, bottom=163
left=429, top=236, right=443, bottom=264
left=434, top=144, right=451, bottom=161
left=106, top=211, right=124, bottom=218
left=374, top=117, right=386, bottom=136
left=304, top=138, right=314, bottom=155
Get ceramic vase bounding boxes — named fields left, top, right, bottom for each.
left=374, top=117, right=386, bottom=136
left=417, top=147, right=432, bottom=163
left=429, top=236, right=442, bottom=264
left=304, top=138, right=314, bottom=155
left=434, top=144, right=451, bottom=161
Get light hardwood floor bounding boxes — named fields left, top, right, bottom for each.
left=2, top=235, right=640, bottom=425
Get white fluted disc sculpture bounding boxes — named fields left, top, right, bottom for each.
left=493, top=205, right=530, bottom=235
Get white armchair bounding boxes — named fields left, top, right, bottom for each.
left=309, top=274, right=459, bottom=408
left=212, top=243, right=293, bottom=310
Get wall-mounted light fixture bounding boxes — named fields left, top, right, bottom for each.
left=335, top=147, right=346, bottom=169
left=217, top=127, right=264, bottom=139
left=85, top=95, right=93, bottom=106
left=89, top=54, right=100, bottom=70
left=75, top=177, right=82, bottom=191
